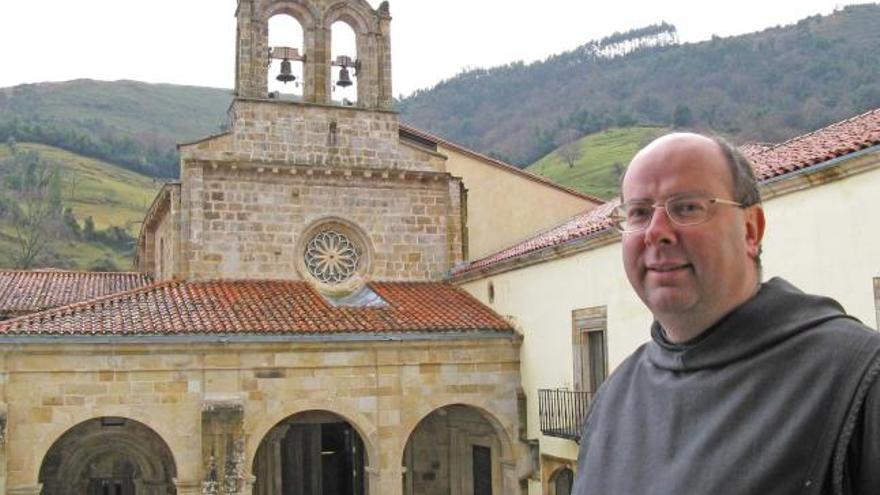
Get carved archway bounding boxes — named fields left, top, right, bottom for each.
left=38, top=417, right=177, bottom=495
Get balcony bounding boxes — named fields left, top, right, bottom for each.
left=538, top=388, right=592, bottom=441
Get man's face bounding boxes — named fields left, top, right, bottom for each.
left=621, top=134, right=763, bottom=333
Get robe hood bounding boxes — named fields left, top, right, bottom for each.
left=647, top=277, right=858, bottom=371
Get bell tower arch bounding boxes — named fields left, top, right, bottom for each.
left=234, top=0, right=392, bottom=109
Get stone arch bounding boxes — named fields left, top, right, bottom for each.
left=260, top=0, right=318, bottom=29
left=38, top=417, right=177, bottom=495
left=246, top=405, right=378, bottom=470
left=398, top=401, right=515, bottom=459
left=32, top=411, right=185, bottom=483
left=249, top=409, right=375, bottom=495
left=266, top=12, right=307, bottom=98
left=400, top=403, right=516, bottom=495
left=322, top=1, right=376, bottom=35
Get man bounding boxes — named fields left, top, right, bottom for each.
left=573, top=133, right=880, bottom=494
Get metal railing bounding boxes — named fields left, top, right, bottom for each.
left=538, top=388, right=592, bottom=441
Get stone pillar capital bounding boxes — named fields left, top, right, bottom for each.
left=7, top=485, right=43, bottom=495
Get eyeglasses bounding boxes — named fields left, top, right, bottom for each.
left=611, top=195, right=744, bottom=233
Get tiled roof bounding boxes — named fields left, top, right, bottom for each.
left=455, top=201, right=619, bottom=275
left=399, top=123, right=604, bottom=204
left=0, top=271, right=153, bottom=317
left=745, top=107, right=880, bottom=180
left=454, top=107, right=880, bottom=276
left=0, top=280, right=513, bottom=336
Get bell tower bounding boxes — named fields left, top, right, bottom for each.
left=234, top=0, right=393, bottom=109
left=153, top=0, right=463, bottom=285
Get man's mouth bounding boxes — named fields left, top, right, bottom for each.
left=647, top=263, right=691, bottom=272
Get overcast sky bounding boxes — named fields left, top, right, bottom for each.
left=0, top=1, right=870, bottom=97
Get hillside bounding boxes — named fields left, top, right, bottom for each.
left=527, top=126, right=668, bottom=199
left=0, top=80, right=231, bottom=178
left=399, top=3, right=880, bottom=165
left=0, top=6, right=877, bottom=177
left=0, top=142, right=161, bottom=270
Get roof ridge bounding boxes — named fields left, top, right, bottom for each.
left=0, top=270, right=148, bottom=276
left=0, top=278, right=181, bottom=330
left=763, top=107, right=880, bottom=153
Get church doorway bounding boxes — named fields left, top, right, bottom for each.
left=402, top=405, right=506, bottom=495
left=252, top=410, right=367, bottom=495
left=38, top=417, right=177, bottom=495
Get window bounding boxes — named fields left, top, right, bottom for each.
left=553, top=467, right=574, bottom=495
left=572, top=306, right=608, bottom=393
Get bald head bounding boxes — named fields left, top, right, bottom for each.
left=624, top=133, right=761, bottom=207
left=619, top=132, right=766, bottom=342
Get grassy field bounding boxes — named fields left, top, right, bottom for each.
left=527, top=126, right=669, bottom=199
left=0, top=143, right=160, bottom=233
left=0, top=143, right=160, bottom=270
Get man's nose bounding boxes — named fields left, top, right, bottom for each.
left=643, top=206, right=677, bottom=245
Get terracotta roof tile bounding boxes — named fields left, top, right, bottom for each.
left=745, top=107, right=880, bottom=180
left=455, top=107, right=880, bottom=275
left=0, top=271, right=153, bottom=317
left=0, top=280, right=513, bottom=336
left=455, top=201, right=619, bottom=275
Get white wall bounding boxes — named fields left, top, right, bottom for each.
left=458, top=152, right=880, bottom=494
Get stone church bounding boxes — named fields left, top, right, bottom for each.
left=0, top=1, right=601, bottom=494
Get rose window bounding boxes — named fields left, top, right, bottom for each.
left=304, top=230, right=361, bottom=284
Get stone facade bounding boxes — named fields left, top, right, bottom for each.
left=213, top=101, right=441, bottom=171
left=152, top=161, right=463, bottom=282
left=1, top=337, right=521, bottom=495
left=1, top=1, right=531, bottom=494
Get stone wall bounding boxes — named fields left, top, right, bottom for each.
left=153, top=206, right=176, bottom=282
left=184, top=101, right=442, bottom=173
left=0, top=337, right=522, bottom=495
left=173, top=161, right=461, bottom=281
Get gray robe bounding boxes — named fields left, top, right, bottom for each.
left=574, top=278, right=880, bottom=494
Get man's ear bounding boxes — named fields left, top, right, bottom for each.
left=744, top=205, right=765, bottom=259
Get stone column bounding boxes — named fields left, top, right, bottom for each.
left=201, top=401, right=246, bottom=495
left=376, top=466, right=403, bottom=495
left=173, top=479, right=201, bottom=495
left=377, top=7, right=393, bottom=109
left=269, top=425, right=289, bottom=494
left=307, top=26, right=330, bottom=104
left=449, top=427, right=465, bottom=495
left=240, top=475, right=257, bottom=495
left=235, top=0, right=266, bottom=99
left=355, top=31, right=375, bottom=108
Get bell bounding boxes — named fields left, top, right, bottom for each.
left=276, top=59, right=296, bottom=83
left=336, top=67, right=353, bottom=88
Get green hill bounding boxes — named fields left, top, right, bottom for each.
left=0, top=80, right=231, bottom=178
left=0, top=142, right=161, bottom=270
left=1, top=6, right=878, bottom=178
left=399, top=3, right=880, bottom=165
left=527, top=126, right=668, bottom=199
